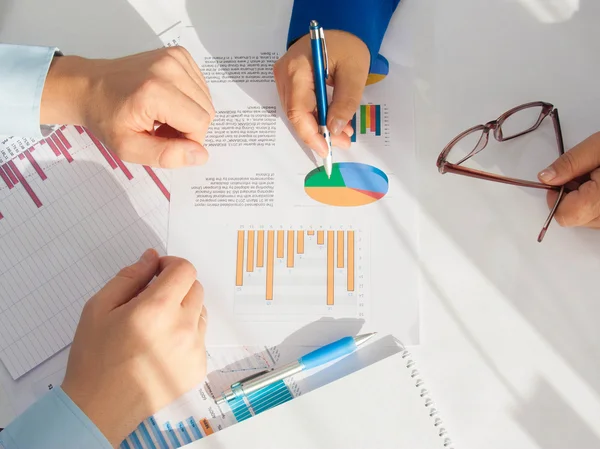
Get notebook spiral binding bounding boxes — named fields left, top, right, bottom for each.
left=401, top=349, right=454, bottom=449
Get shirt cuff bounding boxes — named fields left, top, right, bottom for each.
left=287, top=0, right=400, bottom=70
left=0, top=44, right=60, bottom=139
left=0, top=387, right=111, bottom=449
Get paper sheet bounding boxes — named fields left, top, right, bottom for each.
left=167, top=27, right=420, bottom=346
left=0, top=27, right=183, bottom=381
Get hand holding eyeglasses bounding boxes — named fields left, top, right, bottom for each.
left=538, top=133, right=599, bottom=228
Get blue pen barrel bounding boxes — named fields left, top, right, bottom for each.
left=300, top=336, right=356, bottom=370
left=310, top=27, right=328, bottom=126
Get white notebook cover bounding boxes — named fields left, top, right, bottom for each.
left=188, top=348, right=452, bottom=449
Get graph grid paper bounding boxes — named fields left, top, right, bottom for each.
left=0, top=126, right=171, bottom=379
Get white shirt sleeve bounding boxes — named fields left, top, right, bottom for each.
left=0, top=44, right=60, bottom=139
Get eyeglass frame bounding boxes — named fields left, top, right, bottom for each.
left=436, top=101, right=566, bottom=243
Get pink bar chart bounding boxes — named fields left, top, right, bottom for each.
left=0, top=126, right=172, bottom=219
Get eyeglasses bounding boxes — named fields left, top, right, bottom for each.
left=436, top=101, right=566, bottom=243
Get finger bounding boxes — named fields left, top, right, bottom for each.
left=343, top=123, right=354, bottom=137
left=330, top=133, right=351, bottom=150
left=120, top=132, right=208, bottom=168
left=172, top=69, right=215, bottom=124
left=154, top=123, right=182, bottom=139
left=137, top=256, right=198, bottom=307
left=547, top=168, right=600, bottom=227
left=143, top=81, right=213, bottom=147
left=539, top=132, right=600, bottom=185
left=199, top=305, right=208, bottom=332
left=326, top=59, right=369, bottom=136
left=94, top=249, right=159, bottom=311
left=165, top=47, right=212, bottom=102
left=283, top=67, right=329, bottom=157
left=157, top=50, right=215, bottom=121
left=181, top=280, right=205, bottom=323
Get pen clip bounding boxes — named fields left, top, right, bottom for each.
left=319, top=27, right=329, bottom=79
left=234, top=369, right=271, bottom=385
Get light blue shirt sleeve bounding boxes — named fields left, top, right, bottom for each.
left=0, top=387, right=111, bottom=449
left=0, top=44, right=59, bottom=139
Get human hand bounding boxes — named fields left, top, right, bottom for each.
left=538, top=132, right=599, bottom=227
left=61, top=249, right=207, bottom=447
left=273, top=30, right=370, bottom=157
left=41, top=47, right=215, bottom=168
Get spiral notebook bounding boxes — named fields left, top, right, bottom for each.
left=188, top=344, right=454, bottom=449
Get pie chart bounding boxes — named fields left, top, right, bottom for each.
left=304, top=162, right=389, bottom=207
left=366, top=54, right=389, bottom=85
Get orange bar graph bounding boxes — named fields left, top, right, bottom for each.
left=266, top=230, right=275, bottom=300
left=287, top=231, right=294, bottom=267
left=347, top=231, right=355, bottom=291
left=365, top=104, right=371, bottom=130
left=247, top=230, right=255, bottom=272
left=297, top=231, right=305, bottom=254
left=317, top=230, right=324, bottom=245
left=327, top=231, right=334, bottom=305
left=307, top=230, right=315, bottom=236
left=200, top=418, right=214, bottom=436
left=337, top=231, right=344, bottom=268
left=277, top=230, right=284, bottom=258
left=236, top=230, right=244, bottom=286
left=257, top=230, right=265, bottom=267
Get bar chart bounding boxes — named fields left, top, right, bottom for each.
left=0, top=126, right=169, bottom=220
left=120, top=346, right=299, bottom=449
left=0, top=125, right=172, bottom=379
left=234, top=226, right=367, bottom=320
left=121, top=415, right=215, bottom=449
left=350, top=104, right=390, bottom=145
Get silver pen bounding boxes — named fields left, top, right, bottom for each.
left=216, top=333, right=376, bottom=405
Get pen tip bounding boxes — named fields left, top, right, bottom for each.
left=354, top=332, right=377, bottom=347
left=310, top=20, right=318, bottom=27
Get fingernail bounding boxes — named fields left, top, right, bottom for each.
left=330, top=118, right=347, bottom=136
left=186, top=150, right=205, bottom=166
left=140, top=249, right=156, bottom=264
left=538, top=166, right=557, bottom=182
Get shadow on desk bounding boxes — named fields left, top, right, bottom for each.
left=415, top=0, right=600, bottom=446
left=0, top=0, right=160, bottom=57
left=206, top=322, right=403, bottom=427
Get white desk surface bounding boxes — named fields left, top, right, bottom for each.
left=3, top=0, right=600, bottom=447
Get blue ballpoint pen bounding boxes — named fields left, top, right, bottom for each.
left=215, top=333, right=376, bottom=405
left=309, top=20, right=333, bottom=179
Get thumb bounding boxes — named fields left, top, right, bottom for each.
left=122, top=132, right=209, bottom=169
left=327, top=59, right=369, bottom=136
left=539, top=133, right=600, bottom=185
left=94, top=249, right=160, bottom=311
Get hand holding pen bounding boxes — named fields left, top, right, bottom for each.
left=273, top=26, right=370, bottom=161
